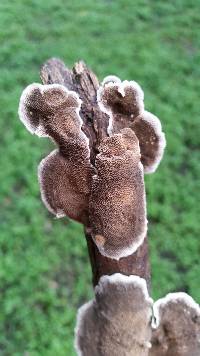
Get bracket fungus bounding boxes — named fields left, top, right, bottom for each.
left=75, top=273, right=153, bottom=356
left=89, top=128, right=147, bottom=259
left=150, top=293, right=200, bottom=356
left=18, top=59, right=199, bottom=356
left=75, top=276, right=200, bottom=356
left=18, top=65, right=165, bottom=260
left=19, top=83, right=93, bottom=223
left=97, top=77, right=166, bottom=173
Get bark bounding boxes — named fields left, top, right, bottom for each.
left=40, top=58, right=150, bottom=289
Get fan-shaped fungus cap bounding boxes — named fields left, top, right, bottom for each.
left=98, top=79, right=144, bottom=134
left=18, top=83, right=93, bottom=223
left=97, top=77, right=166, bottom=173
left=132, top=111, right=166, bottom=173
left=38, top=149, right=92, bottom=222
left=89, top=128, right=147, bottom=260
left=75, top=273, right=153, bottom=356
left=150, top=292, right=200, bottom=356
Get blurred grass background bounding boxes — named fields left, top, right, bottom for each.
left=0, top=0, right=200, bottom=354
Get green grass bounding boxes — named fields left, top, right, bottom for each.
left=0, top=0, right=200, bottom=354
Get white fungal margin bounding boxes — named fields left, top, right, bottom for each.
left=119, top=80, right=144, bottom=102
left=94, top=217, right=148, bottom=260
left=74, top=300, right=93, bottom=356
left=96, top=273, right=152, bottom=302
left=152, top=292, right=200, bottom=329
left=97, top=81, right=115, bottom=135
left=18, top=83, right=43, bottom=135
left=141, top=111, right=166, bottom=174
left=102, top=75, right=121, bottom=86
left=38, top=149, right=66, bottom=218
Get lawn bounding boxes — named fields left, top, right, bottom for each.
left=0, top=0, right=200, bottom=354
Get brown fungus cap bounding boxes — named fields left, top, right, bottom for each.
left=150, top=293, right=200, bottom=356
left=89, top=128, right=147, bottom=260
left=133, top=111, right=166, bottom=173
left=98, top=77, right=166, bottom=173
left=75, top=273, right=153, bottom=356
left=18, top=83, right=93, bottom=223
left=38, top=149, right=92, bottom=223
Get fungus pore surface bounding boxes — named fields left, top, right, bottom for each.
left=89, top=128, right=147, bottom=260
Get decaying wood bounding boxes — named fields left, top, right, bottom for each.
left=40, top=58, right=150, bottom=289
left=85, top=229, right=150, bottom=287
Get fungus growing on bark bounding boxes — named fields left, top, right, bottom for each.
left=150, top=293, right=200, bottom=356
left=98, top=77, right=166, bottom=173
left=75, top=273, right=153, bottom=356
left=89, top=128, right=147, bottom=259
left=18, top=59, right=167, bottom=264
left=18, top=83, right=93, bottom=223
left=18, top=59, right=199, bottom=356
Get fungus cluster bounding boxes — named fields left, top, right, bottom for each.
left=18, top=73, right=165, bottom=259
left=18, top=59, right=200, bottom=356
left=75, top=275, right=200, bottom=356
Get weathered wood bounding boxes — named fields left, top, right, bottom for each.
left=40, top=58, right=150, bottom=289
left=85, top=229, right=150, bottom=287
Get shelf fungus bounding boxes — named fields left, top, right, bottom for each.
left=18, top=68, right=165, bottom=259
left=18, top=59, right=199, bottom=356
left=98, top=77, right=166, bottom=173
left=89, top=128, right=147, bottom=259
left=75, top=273, right=153, bottom=356
left=150, top=293, right=200, bottom=356
left=18, top=83, right=93, bottom=223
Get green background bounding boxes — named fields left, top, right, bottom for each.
left=0, top=0, right=200, bottom=354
